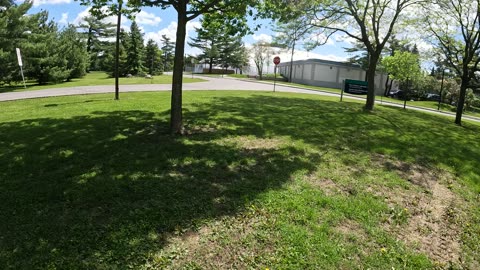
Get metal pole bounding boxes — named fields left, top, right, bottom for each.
left=438, top=69, right=445, bottom=111
left=403, top=78, right=408, bottom=109
left=19, top=66, right=26, bottom=89
left=340, top=80, right=345, bottom=102
left=273, top=65, right=277, bottom=92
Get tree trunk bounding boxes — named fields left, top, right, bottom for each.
left=384, top=76, right=390, bottom=96
left=170, top=7, right=187, bottom=134
left=455, top=76, right=469, bottom=125
left=114, top=2, right=122, bottom=100
left=289, top=42, right=295, bottom=82
left=208, top=58, right=213, bottom=74
left=365, top=53, right=379, bottom=110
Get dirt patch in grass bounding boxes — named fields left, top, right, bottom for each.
left=306, top=176, right=346, bottom=196
left=150, top=208, right=273, bottom=269
left=217, top=136, right=286, bottom=150
left=371, top=155, right=464, bottom=266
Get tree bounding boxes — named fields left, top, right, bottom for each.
left=289, top=0, right=423, bottom=110
left=77, top=16, right=115, bottom=71
left=425, top=0, right=480, bottom=125
left=189, top=14, right=246, bottom=74
left=126, top=21, right=144, bottom=75
left=252, top=41, right=273, bottom=80
left=188, top=22, right=219, bottom=73
left=23, top=11, right=72, bottom=84
left=160, top=34, right=175, bottom=72
left=59, top=25, right=89, bottom=80
left=134, top=0, right=255, bottom=134
left=144, top=38, right=163, bottom=75
left=382, top=51, right=422, bottom=85
left=0, top=0, right=32, bottom=85
left=272, top=18, right=314, bottom=82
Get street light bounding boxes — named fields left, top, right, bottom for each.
left=438, top=68, right=448, bottom=111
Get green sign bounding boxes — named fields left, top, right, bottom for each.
left=344, top=79, right=368, bottom=94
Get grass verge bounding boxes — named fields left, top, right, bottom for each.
left=0, top=71, right=205, bottom=93
left=0, top=91, right=479, bottom=269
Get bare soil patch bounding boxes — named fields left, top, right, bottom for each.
left=372, top=155, right=463, bottom=266
left=152, top=210, right=272, bottom=269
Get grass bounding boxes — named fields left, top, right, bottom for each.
left=1, top=91, right=479, bottom=269
left=255, top=79, right=480, bottom=119
left=0, top=71, right=205, bottom=93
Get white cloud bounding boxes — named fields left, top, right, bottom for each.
left=135, top=11, right=162, bottom=26
left=59, top=12, right=68, bottom=25
left=33, top=0, right=70, bottom=7
left=73, top=7, right=128, bottom=29
left=144, top=20, right=200, bottom=46
left=252, top=33, right=273, bottom=43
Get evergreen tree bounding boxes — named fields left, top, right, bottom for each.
left=160, top=34, right=174, bottom=72
left=59, top=25, right=89, bottom=80
left=144, top=39, right=163, bottom=75
left=126, top=21, right=144, bottom=75
left=0, top=0, right=32, bottom=85
left=189, top=15, right=246, bottom=74
left=102, top=29, right=128, bottom=77
left=23, top=11, right=71, bottom=84
left=77, top=16, right=116, bottom=71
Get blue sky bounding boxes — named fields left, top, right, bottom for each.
left=25, top=0, right=356, bottom=72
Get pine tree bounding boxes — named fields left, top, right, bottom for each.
left=0, top=0, right=32, bottom=84
left=126, top=21, right=144, bottom=75
left=77, top=16, right=115, bottom=71
left=59, top=25, right=89, bottom=80
left=23, top=11, right=71, bottom=84
left=189, top=15, right=246, bottom=74
left=160, top=34, right=175, bottom=72
left=144, top=39, right=163, bottom=75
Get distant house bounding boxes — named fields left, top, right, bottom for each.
left=277, top=59, right=389, bottom=95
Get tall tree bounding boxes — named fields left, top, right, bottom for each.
left=23, top=11, right=71, bottom=84
left=77, top=16, right=115, bottom=71
left=160, top=34, right=175, bottom=72
left=189, top=14, right=246, bottom=74
left=0, top=0, right=32, bottom=85
left=135, top=0, right=255, bottom=134
left=281, top=0, right=424, bottom=111
left=425, top=0, right=480, bottom=125
left=59, top=24, right=89, bottom=80
left=272, top=18, right=314, bottom=82
left=382, top=51, right=422, bottom=89
left=144, top=38, right=163, bottom=75
left=126, top=21, right=144, bottom=75
left=252, top=41, right=272, bottom=80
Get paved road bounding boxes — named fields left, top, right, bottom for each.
left=1, top=75, right=479, bottom=123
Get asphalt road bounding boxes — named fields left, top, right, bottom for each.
left=1, top=75, right=479, bottom=123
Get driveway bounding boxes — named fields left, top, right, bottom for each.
left=1, top=75, right=479, bottom=123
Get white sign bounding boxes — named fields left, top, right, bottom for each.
left=16, top=48, right=23, bottom=67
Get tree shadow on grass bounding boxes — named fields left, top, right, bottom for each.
left=1, top=93, right=479, bottom=268
left=183, top=94, right=480, bottom=186
left=0, top=109, right=323, bottom=269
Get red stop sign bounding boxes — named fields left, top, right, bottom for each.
left=273, top=56, right=281, bottom=65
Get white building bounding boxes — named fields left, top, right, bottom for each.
left=277, top=59, right=389, bottom=95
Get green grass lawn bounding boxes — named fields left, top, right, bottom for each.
left=256, top=80, right=480, bottom=119
left=1, top=91, right=479, bottom=269
left=0, top=71, right=205, bottom=93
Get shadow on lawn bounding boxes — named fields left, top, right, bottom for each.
left=183, top=95, right=480, bottom=185
left=0, top=109, right=322, bottom=269
left=1, top=93, right=479, bottom=268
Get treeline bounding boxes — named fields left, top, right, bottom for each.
left=0, top=0, right=172, bottom=86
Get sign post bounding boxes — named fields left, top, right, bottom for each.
left=273, top=56, right=281, bottom=93
left=16, top=48, right=26, bottom=89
